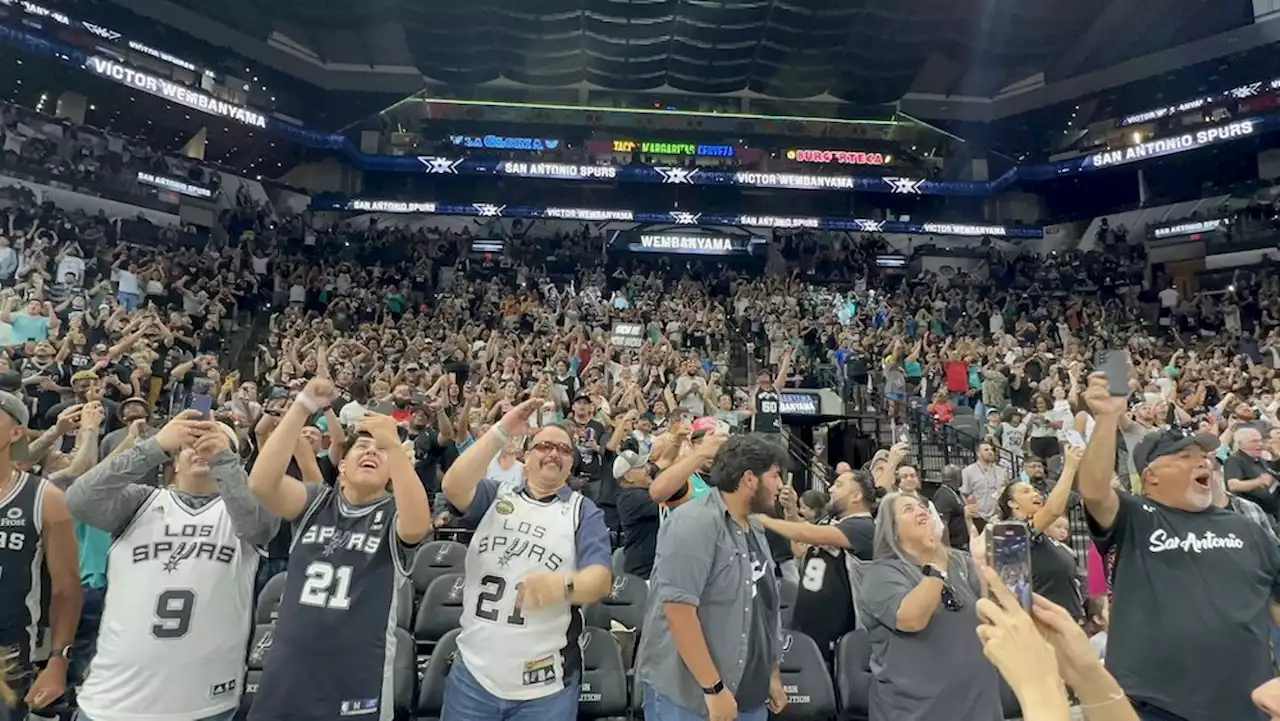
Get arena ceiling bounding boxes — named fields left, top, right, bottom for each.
left=115, top=0, right=1254, bottom=106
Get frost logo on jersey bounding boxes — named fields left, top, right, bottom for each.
left=299, top=525, right=383, bottom=556
left=655, top=167, right=698, bottom=184
left=884, top=177, right=925, bottom=194
left=1148, top=528, right=1246, bottom=554
left=474, top=517, right=567, bottom=572
left=132, top=523, right=236, bottom=566
left=416, top=156, right=462, bottom=174
left=0, top=506, right=22, bottom=527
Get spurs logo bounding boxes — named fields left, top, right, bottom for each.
left=884, top=177, right=925, bottom=194
left=670, top=212, right=701, bottom=225
left=416, top=156, right=462, bottom=174
left=855, top=219, right=885, bottom=232
left=654, top=167, right=698, bottom=184
left=474, top=204, right=506, bottom=217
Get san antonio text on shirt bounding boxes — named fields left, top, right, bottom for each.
left=1147, top=529, right=1246, bottom=554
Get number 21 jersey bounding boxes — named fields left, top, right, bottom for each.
left=250, top=485, right=411, bottom=721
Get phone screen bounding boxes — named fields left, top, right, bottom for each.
left=988, top=521, right=1033, bottom=610
left=189, top=394, right=213, bottom=419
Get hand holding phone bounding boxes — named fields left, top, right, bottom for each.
left=988, top=520, right=1033, bottom=610
left=1099, top=349, right=1131, bottom=398
left=188, top=394, right=213, bottom=419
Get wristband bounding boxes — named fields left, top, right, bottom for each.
left=701, top=679, right=725, bottom=695
left=491, top=424, right=511, bottom=443
left=295, top=392, right=325, bottom=414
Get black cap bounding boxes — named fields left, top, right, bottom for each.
left=573, top=393, right=593, bottom=404
left=1132, top=428, right=1220, bottom=473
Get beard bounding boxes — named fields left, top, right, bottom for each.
left=749, top=482, right=777, bottom=515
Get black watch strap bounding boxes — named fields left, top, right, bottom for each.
left=702, top=679, right=725, bottom=695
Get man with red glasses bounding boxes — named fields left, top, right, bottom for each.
left=440, top=398, right=613, bottom=720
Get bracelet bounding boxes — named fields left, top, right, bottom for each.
left=294, top=392, right=325, bottom=414
left=491, top=424, right=511, bottom=443
left=1078, top=691, right=1127, bottom=709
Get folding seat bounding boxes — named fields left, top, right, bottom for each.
left=254, top=572, right=287, bottom=624
left=583, top=573, right=649, bottom=634
left=415, top=628, right=461, bottom=720
left=236, top=670, right=262, bottom=720
left=414, top=573, right=467, bottom=654
left=835, top=630, right=872, bottom=721
left=393, top=627, right=417, bottom=719
left=247, top=623, right=275, bottom=672
left=577, top=626, right=629, bottom=719
left=773, top=631, right=837, bottom=720
left=410, top=541, right=467, bottom=599
left=779, top=577, right=799, bottom=629
left=611, top=546, right=627, bottom=577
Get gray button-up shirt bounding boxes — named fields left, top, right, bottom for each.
left=634, top=489, right=782, bottom=713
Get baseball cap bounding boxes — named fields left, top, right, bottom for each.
left=573, top=393, right=593, bottom=405
left=0, top=391, right=28, bottom=427
left=689, top=416, right=719, bottom=441
left=612, top=449, right=649, bottom=480
left=1132, top=428, right=1219, bottom=473
left=121, top=396, right=151, bottom=412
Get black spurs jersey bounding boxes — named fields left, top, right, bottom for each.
left=0, top=473, right=48, bottom=660
left=249, top=485, right=412, bottom=721
left=790, top=514, right=874, bottom=660
left=752, top=387, right=781, bottom=433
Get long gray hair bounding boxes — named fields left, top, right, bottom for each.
left=873, top=492, right=962, bottom=583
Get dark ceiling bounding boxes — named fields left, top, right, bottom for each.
left=146, top=0, right=1255, bottom=104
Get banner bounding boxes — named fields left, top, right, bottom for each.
left=1150, top=218, right=1228, bottom=239
left=135, top=171, right=213, bottom=199
left=611, top=139, right=735, bottom=157
left=320, top=196, right=1044, bottom=239
left=448, top=135, right=560, bottom=151
left=780, top=392, right=820, bottom=415
left=83, top=56, right=266, bottom=128
left=613, top=230, right=763, bottom=256
left=610, top=322, right=645, bottom=348
left=1083, top=119, right=1258, bottom=170
left=786, top=149, right=891, bottom=166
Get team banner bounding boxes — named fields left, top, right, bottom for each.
left=318, top=196, right=1044, bottom=239
left=135, top=171, right=213, bottom=199
left=1082, top=119, right=1259, bottom=170
left=1149, top=218, right=1229, bottom=240
left=612, top=230, right=764, bottom=256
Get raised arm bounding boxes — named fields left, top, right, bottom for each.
left=1029, top=445, right=1082, bottom=534
left=193, top=429, right=280, bottom=547
left=442, top=398, right=540, bottom=513
left=248, top=377, right=336, bottom=520
left=1077, top=373, right=1124, bottom=529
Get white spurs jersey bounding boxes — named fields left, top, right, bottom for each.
left=78, top=490, right=261, bottom=721
left=456, top=484, right=585, bottom=701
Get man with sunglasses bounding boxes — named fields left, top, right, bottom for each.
left=440, top=398, right=613, bottom=720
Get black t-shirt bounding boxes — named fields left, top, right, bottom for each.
left=790, top=514, right=874, bottom=656
left=738, top=530, right=776, bottom=709
left=616, top=485, right=660, bottom=579
left=1088, top=492, right=1280, bottom=721
left=1029, top=532, right=1083, bottom=620
left=1224, top=451, right=1279, bottom=516
left=930, top=484, right=969, bottom=551
left=569, top=419, right=610, bottom=499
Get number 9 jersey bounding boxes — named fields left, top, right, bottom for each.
left=456, top=482, right=586, bottom=701
left=249, top=484, right=413, bottom=721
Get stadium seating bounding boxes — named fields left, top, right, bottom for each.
left=577, top=626, right=630, bottom=718
left=393, top=627, right=417, bottom=718
left=415, top=627, right=461, bottom=720
left=583, top=572, right=648, bottom=633
left=611, top=547, right=627, bottom=577
left=411, top=540, right=468, bottom=598
left=835, top=630, right=872, bottom=721
left=255, top=572, right=287, bottom=624
left=774, top=631, right=838, bottom=720
left=779, top=578, right=799, bottom=629
left=414, top=573, right=468, bottom=651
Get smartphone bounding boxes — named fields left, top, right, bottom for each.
left=188, top=394, right=213, bottom=419
left=1100, top=349, right=1130, bottom=397
left=988, top=520, right=1033, bottom=610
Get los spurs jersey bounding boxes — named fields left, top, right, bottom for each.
left=0, top=473, right=46, bottom=659
left=78, top=490, right=260, bottom=721
left=456, top=484, right=585, bottom=701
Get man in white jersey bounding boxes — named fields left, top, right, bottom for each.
left=64, top=410, right=278, bottom=721
left=441, top=399, right=613, bottom=720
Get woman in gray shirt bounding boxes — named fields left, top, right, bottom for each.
left=857, top=492, right=1003, bottom=721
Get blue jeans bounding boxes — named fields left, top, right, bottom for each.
left=642, top=684, right=768, bottom=721
left=116, top=291, right=139, bottom=311
left=441, top=657, right=580, bottom=720
left=77, top=711, right=234, bottom=721
left=70, top=585, right=106, bottom=683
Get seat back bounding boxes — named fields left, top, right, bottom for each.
left=393, top=627, right=417, bottom=717
left=611, top=546, right=626, bottom=576
left=247, top=623, right=275, bottom=672
left=585, top=573, right=648, bottom=632
left=577, top=627, right=628, bottom=719
left=835, top=630, right=872, bottom=721
left=779, top=577, right=799, bottom=629
left=416, top=628, right=461, bottom=718
left=254, top=572, right=287, bottom=624
left=774, top=631, right=837, bottom=720
left=414, top=573, right=468, bottom=646
left=238, top=669, right=263, bottom=720
left=411, top=540, right=468, bottom=597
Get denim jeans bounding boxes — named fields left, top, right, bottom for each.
left=642, top=684, right=768, bottom=721
left=77, top=711, right=235, bottom=721
left=440, top=657, right=580, bottom=721
left=116, top=291, right=139, bottom=311
left=70, top=585, right=106, bottom=684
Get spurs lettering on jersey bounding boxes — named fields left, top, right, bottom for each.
left=130, top=523, right=237, bottom=566
left=473, top=509, right=567, bottom=573
left=297, top=522, right=385, bottom=557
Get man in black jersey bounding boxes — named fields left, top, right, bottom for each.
left=753, top=469, right=875, bottom=662
left=247, top=374, right=432, bottom=721
left=751, top=347, right=792, bottom=436
left=0, top=390, right=81, bottom=716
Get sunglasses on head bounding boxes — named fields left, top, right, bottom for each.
left=529, top=440, right=573, bottom=457
left=940, top=583, right=964, bottom=612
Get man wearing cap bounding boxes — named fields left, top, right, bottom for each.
left=0, top=390, right=81, bottom=718
left=649, top=418, right=725, bottom=521
left=46, top=370, right=121, bottom=446
left=567, top=392, right=611, bottom=523
left=615, top=445, right=659, bottom=580
left=1078, top=372, right=1280, bottom=721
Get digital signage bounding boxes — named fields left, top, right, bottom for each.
left=135, top=171, right=213, bottom=199
left=780, top=392, right=820, bottom=415
left=1118, top=77, right=1280, bottom=127
left=1085, top=119, right=1257, bottom=169
left=1150, top=218, right=1228, bottom=240
left=786, top=149, right=891, bottom=166
left=448, top=135, right=560, bottom=151
left=615, top=231, right=763, bottom=256
left=84, top=57, right=266, bottom=128
left=611, top=140, right=735, bottom=157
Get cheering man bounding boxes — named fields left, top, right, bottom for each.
left=1078, top=372, right=1280, bottom=721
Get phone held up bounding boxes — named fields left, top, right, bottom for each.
left=987, top=520, right=1033, bottom=610
left=1099, top=349, right=1131, bottom=398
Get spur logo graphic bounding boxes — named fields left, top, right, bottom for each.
left=669, top=211, right=702, bottom=225
left=883, top=177, right=925, bottom=194
left=416, top=156, right=463, bottom=174
left=654, top=167, right=699, bottom=184
left=473, top=204, right=506, bottom=217
left=855, top=219, right=886, bottom=232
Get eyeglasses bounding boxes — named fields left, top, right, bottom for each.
left=530, top=441, right=573, bottom=457
left=940, top=583, right=964, bottom=612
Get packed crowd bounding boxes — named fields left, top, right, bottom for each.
left=4, top=98, right=1280, bottom=721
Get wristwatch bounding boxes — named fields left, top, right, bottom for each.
left=51, top=644, right=71, bottom=660
left=921, top=563, right=948, bottom=581
left=702, top=679, right=725, bottom=696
